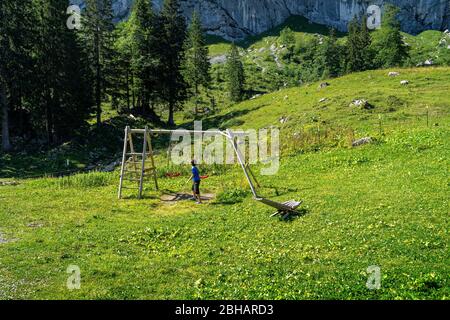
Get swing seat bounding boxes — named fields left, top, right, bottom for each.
left=255, top=197, right=303, bottom=218
left=165, top=172, right=181, bottom=178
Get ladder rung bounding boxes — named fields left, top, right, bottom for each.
left=126, top=153, right=143, bottom=156
left=123, top=178, right=141, bottom=182
left=123, top=167, right=156, bottom=172
left=126, top=161, right=154, bottom=165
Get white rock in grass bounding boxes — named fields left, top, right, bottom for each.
left=279, top=116, right=288, bottom=124
left=388, top=72, right=400, bottom=77
left=400, top=80, right=409, bottom=85
left=350, top=99, right=374, bottom=109
left=318, top=82, right=330, bottom=89
left=352, top=137, right=373, bottom=147
left=102, top=160, right=121, bottom=172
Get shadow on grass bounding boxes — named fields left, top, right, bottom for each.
left=277, top=207, right=309, bottom=222
left=120, top=194, right=160, bottom=201
left=184, top=105, right=263, bottom=130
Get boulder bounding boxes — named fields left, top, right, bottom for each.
left=350, top=99, right=374, bottom=110
left=352, top=137, right=373, bottom=147
left=0, top=181, right=19, bottom=186
left=318, top=82, right=330, bottom=89
left=210, top=54, right=227, bottom=64
left=102, top=160, right=121, bottom=172
left=388, top=72, right=400, bottom=77
left=279, top=116, right=288, bottom=124
left=86, top=164, right=96, bottom=171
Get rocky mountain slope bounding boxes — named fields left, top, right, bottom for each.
left=71, top=0, right=450, bottom=40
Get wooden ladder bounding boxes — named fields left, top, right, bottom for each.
left=118, top=126, right=159, bottom=199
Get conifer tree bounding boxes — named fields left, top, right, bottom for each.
left=82, top=0, right=115, bottom=127
left=159, top=0, right=188, bottom=126
left=112, top=21, right=134, bottom=113
left=130, top=0, right=160, bottom=118
left=183, top=11, right=211, bottom=115
left=34, top=0, right=93, bottom=144
left=0, top=0, right=35, bottom=151
left=346, top=16, right=373, bottom=73
left=320, top=29, right=343, bottom=78
left=225, top=43, right=245, bottom=103
left=372, top=4, right=409, bottom=68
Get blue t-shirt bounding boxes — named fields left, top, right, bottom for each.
left=192, top=166, right=201, bottom=182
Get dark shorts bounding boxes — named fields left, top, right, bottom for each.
left=192, top=181, right=200, bottom=194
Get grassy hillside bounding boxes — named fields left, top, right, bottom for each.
left=203, top=67, right=449, bottom=140
left=196, top=16, right=450, bottom=118
left=0, top=67, right=449, bottom=299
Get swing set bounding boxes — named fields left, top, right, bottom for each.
left=118, top=126, right=303, bottom=218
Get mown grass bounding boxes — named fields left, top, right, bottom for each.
left=0, top=67, right=448, bottom=300
left=0, top=125, right=448, bottom=299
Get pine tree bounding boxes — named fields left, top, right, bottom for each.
left=372, top=4, right=409, bottom=68
left=159, top=0, right=187, bottom=126
left=225, top=43, right=245, bottom=103
left=359, top=17, right=374, bottom=70
left=346, top=16, right=373, bottom=73
left=34, top=0, right=93, bottom=144
left=279, top=27, right=296, bottom=62
left=159, top=0, right=188, bottom=126
left=183, top=11, right=211, bottom=115
left=296, top=36, right=321, bottom=83
left=0, top=0, right=35, bottom=151
left=346, top=17, right=364, bottom=72
left=129, top=0, right=160, bottom=118
left=320, top=29, right=343, bottom=78
left=112, top=21, right=134, bottom=113
left=82, top=0, right=115, bottom=127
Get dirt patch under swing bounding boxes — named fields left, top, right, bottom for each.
left=160, top=192, right=215, bottom=202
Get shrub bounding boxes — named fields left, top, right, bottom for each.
left=51, top=172, right=115, bottom=189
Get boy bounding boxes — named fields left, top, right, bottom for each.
left=188, top=160, right=202, bottom=204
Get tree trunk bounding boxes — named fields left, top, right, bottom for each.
left=95, top=29, right=102, bottom=128
left=131, top=72, right=135, bottom=109
left=45, top=91, right=54, bottom=146
left=168, top=103, right=175, bottom=127
left=194, top=83, right=199, bottom=115
left=125, top=69, right=130, bottom=113
left=0, top=82, right=11, bottom=152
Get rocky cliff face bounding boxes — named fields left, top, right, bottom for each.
left=72, top=0, right=450, bottom=40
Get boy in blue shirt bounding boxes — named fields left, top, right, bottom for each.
left=188, top=160, right=202, bottom=204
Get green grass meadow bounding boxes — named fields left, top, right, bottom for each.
left=1, top=67, right=449, bottom=300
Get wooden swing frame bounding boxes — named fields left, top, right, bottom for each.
left=118, top=127, right=302, bottom=217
